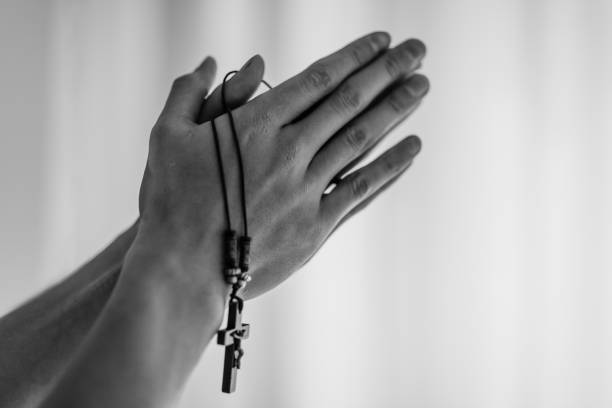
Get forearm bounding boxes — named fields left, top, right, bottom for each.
left=0, top=221, right=138, bottom=408
left=40, top=233, right=228, bottom=408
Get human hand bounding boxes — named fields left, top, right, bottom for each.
left=138, top=55, right=266, bottom=217
left=136, top=32, right=429, bottom=300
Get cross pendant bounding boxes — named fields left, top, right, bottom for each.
left=217, top=296, right=250, bottom=393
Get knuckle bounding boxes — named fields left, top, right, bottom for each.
left=344, top=126, right=367, bottom=153
left=282, top=141, right=299, bottom=166
left=384, top=156, right=400, bottom=172
left=384, top=48, right=412, bottom=78
left=152, top=117, right=190, bottom=147
left=255, top=109, right=274, bottom=128
left=366, top=35, right=381, bottom=54
left=349, top=36, right=382, bottom=66
left=172, top=74, right=194, bottom=88
left=301, top=62, right=332, bottom=92
left=388, top=86, right=413, bottom=113
left=250, top=108, right=274, bottom=131
left=330, top=83, right=361, bottom=114
left=150, top=124, right=172, bottom=152
left=349, top=41, right=373, bottom=66
left=351, top=176, right=369, bottom=198
left=152, top=117, right=175, bottom=137
left=270, top=137, right=301, bottom=176
left=384, top=52, right=402, bottom=77
left=396, top=43, right=417, bottom=63
left=241, top=108, right=275, bottom=146
left=350, top=47, right=364, bottom=66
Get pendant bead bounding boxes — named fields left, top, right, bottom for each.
left=224, top=267, right=241, bottom=284
left=225, top=230, right=239, bottom=268
left=239, top=236, right=251, bottom=271
left=224, top=267, right=241, bottom=276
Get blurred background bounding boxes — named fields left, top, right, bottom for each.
left=1, top=0, right=611, bottom=407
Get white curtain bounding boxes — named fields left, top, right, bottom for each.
left=1, top=0, right=611, bottom=406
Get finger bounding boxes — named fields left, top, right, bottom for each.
left=330, top=165, right=409, bottom=234
left=161, top=56, right=217, bottom=122
left=331, top=100, right=420, bottom=183
left=308, top=74, right=429, bottom=190
left=197, top=55, right=265, bottom=123
left=325, top=70, right=424, bottom=181
left=261, top=32, right=391, bottom=125
left=293, top=39, right=426, bottom=154
left=320, top=135, right=421, bottom=222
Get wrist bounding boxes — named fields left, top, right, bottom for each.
left=121, top=225, right=231, bottom=322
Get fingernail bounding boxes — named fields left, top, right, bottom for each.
left=408, top=136, right=422, bottom=156
left=407, top=74, right=429, bottom=97
left=403, top=38, right=426, bottom=59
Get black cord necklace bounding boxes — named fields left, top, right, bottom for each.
left=213, top=71, right=271, bottom=393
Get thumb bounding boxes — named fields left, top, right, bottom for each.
left=197, top=54, right=266, bottom=123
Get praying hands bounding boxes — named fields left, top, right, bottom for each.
left=0, top=32, right=429, bottom=408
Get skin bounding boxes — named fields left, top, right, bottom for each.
left=36, top=31, right=429, bottom=407
left=0, top=59, right=267, bottom=408
left=0, top=223, right=135, bottom=408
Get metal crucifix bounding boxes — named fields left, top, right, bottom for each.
left=217, top=296, right=250, bottom=393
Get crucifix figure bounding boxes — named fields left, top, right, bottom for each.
left=217, top=296, right=250, bottom=393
